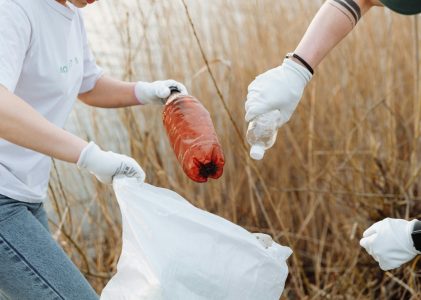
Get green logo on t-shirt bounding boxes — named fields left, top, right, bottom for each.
left=60, top=57, right=80, bottom=74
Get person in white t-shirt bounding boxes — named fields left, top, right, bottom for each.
left=0, top=0, right=187, bottom=299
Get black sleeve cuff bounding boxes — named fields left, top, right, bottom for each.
left=411, top=220, right=421, bottom=252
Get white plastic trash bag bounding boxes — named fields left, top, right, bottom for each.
left=101, top=177, right=292, bottom=300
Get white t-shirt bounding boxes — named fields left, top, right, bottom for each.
left=0, top=0, right=103, bottom=203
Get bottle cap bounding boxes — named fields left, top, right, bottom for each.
left=250, top=145, right=265, bottom=160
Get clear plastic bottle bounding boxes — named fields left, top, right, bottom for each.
left=246, top=110, right=282, bottom=160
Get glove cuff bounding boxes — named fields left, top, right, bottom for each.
left=285, top=53, right=314, bottom=75
left=134, top=81, right=150, bottom=105
left=283, top=58, right=313, bottom=84
left=77, top=141, right=98, bottom=170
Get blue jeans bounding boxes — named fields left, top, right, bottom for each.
left=0, top=195, right=99, bottom=300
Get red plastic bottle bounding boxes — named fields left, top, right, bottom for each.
left=163, top=88, right=225, bottom=183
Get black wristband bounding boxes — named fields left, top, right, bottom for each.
left=411, top=220, right=421, bottom=252
left=285, top=53, right=314, bottom=75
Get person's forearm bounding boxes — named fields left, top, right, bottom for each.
left=79, top=76, right=138, bottom=108
left=0, top=86, right=87, bottom=163
left=293, top=0, right=383, bottom=69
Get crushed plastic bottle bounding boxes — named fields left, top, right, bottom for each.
left=163, top=88, right=225, bottom=182
left=246, top=110, right=282, bottom=160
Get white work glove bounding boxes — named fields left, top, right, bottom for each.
left=134, top=80, right=188, bottom=105
left=245, top=58, right=312, bottom=125
left=360, top=218, right=420, bottom=271
left=77, top=142, right=145, bottom=184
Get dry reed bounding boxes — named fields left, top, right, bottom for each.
left=47, top=1, right=421, bottom=299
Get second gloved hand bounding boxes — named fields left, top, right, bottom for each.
left=77, top=142, right=145, bottom=184
left=360, top=218, right=420, bottom=271
left=245, top=58, right=312, bottom=125
left=135, top=80, right=188, bottom=105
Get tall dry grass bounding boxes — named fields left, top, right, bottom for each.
left=48, top=0, right=420, bottom=299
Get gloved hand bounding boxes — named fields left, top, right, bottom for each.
left=245, top=58, right=312, bottom=125
left=360, top=218, right=420, bottom=271
left=77, top=142, right=145, bottom=184
left=134, top=80, right=188, bottom=105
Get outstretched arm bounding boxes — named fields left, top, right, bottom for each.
left=78, top=75, right=188, bottom=108
left=245, top=0, right=384, bottom=124
left=0, top=85, right=144, bottom=183
left=78, top=76, right=138, bottom=108
left=294, top=0, right=383, bottom=69
left=0, top=86, right=87, bottom=163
